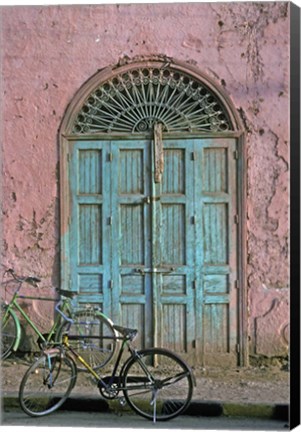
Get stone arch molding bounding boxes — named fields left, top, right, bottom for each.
left=61, top=58, right=243, bottom=136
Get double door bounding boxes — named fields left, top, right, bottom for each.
left=67, top=137, right=238, bottom=365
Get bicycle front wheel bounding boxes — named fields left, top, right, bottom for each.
left=123, top=348, right=194, bottom=421
left=1, top=306, right=18, bottom=359
left=56, top=309, right=117, bottom=371
left=19, top=351, right=77, bottom=417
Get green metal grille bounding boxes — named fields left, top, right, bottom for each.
left=72, top=67, right=233, bottom=134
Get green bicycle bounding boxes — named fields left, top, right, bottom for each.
left=1, top=268, right=117, bottom=370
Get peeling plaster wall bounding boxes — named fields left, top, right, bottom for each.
left=1, top=3, right=289, bottom=358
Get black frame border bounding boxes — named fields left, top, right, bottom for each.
left=290, top=2, right=301, bottom=429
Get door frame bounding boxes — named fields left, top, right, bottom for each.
left=59, top=58, right=248, bottom=366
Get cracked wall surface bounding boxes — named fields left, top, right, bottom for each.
left=1, top=3, right=289, bottom=358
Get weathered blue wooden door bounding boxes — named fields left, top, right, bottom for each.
left=193, top=138, right=238, bottom=366
left=149, top=139, right=196, bottom=356
left=109, top=138, right=196, bottom=355
left=110, top=140, right=153, bottom=349
left=67, top=137, right=238, bottom=365
left=68, top=141, right=112, bottom=314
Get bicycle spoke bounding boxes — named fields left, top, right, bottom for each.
left=161, top=371, right=191, bottom=386
left=56, top=310, right=117, bottom=370
left=1, top=308, right=18, bottom=359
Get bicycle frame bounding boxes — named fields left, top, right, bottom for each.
left=61, top=332, right=151, bottom=393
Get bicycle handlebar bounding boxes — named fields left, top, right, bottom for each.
left=5, top=268, right=41, bottom=287
left=55, top=300, right=73, bottom=325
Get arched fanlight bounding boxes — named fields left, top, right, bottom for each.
left=72, top=66, right=233, bottom=134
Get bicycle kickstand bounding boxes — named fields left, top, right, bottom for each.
left=150, top=388, right=158, bottom=424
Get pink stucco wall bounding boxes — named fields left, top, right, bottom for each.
left=1, top=3, right=289, bottom=359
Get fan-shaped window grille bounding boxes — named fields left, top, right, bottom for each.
left=72, top=67, right=233, bottom=134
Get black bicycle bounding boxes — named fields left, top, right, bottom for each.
left=19, top=323, right=195, bottom=422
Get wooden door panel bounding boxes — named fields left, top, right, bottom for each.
left=111, top=140, right=152, bottom=348
left=161, top=303, right=187, bottom=352
left=119, top=148, right=144, bottom=194
left=161, top=204, right=186, bottom=265
left=203, top=203, right=228, bottom=264
left=69, top=141, right=111, bottom=312
left=78, top=204, right=102, bottom=265
left=203, top=147, right=228, bottom=193
left=161, top=148, right=185, bottom=194
left=119, top=204, right=145, bottom=265
left=203, top=303, right=230, bottom=351
left=78, top=149, right=103, bottom=194
left=155, top=139, right=195, bottom=359
left=194, top=138, right=238, bottom=366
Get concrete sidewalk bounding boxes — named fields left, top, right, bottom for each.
left=2, top=393, right=289, bottom=422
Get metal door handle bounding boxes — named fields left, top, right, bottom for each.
left=156, top=267, right=175, bottom=273
left=143, top=196, right=160, bottom=203
left=134, top=267, right=175, bottom=275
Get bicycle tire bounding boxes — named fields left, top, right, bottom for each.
left=1, top=306, right=18, bottom=359
left=19, top=351, right=77, bottom=417
left=122, top=348, right=194, bottom=421
left=56, top=309, right=117, bottom=371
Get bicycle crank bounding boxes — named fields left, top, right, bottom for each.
left=98, top=376, right=120, bottom=399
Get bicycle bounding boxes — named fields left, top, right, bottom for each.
left=1, top=268, right=117, bottom=370
left=19, top=319, right=195, bottom=422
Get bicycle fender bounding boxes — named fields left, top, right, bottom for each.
left=119, top=348, right=150, bottom=379
left=42, top=348, right=76, bottom=367
left=43, top=347, right=62, bottom=356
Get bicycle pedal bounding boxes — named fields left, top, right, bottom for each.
left=119, top=397, right=126, bottom=407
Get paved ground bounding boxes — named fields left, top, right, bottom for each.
left=1, top=354, right=290, bottom=424
left=2, top=354, right=289, bottom=402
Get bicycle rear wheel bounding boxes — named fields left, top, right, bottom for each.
left=123, top=348, right=194, bottom=421
left=56, top=309, right=117, bottom=371
left=19, top=351, right=77, bottom=417
left=1, top=306, right=18, bottom=359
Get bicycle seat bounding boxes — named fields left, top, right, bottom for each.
left=55, top=288, right=77, bottom=299
left=25, top=276, right=41, bottom=286
left=113, top=325, right=138, bottom=341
